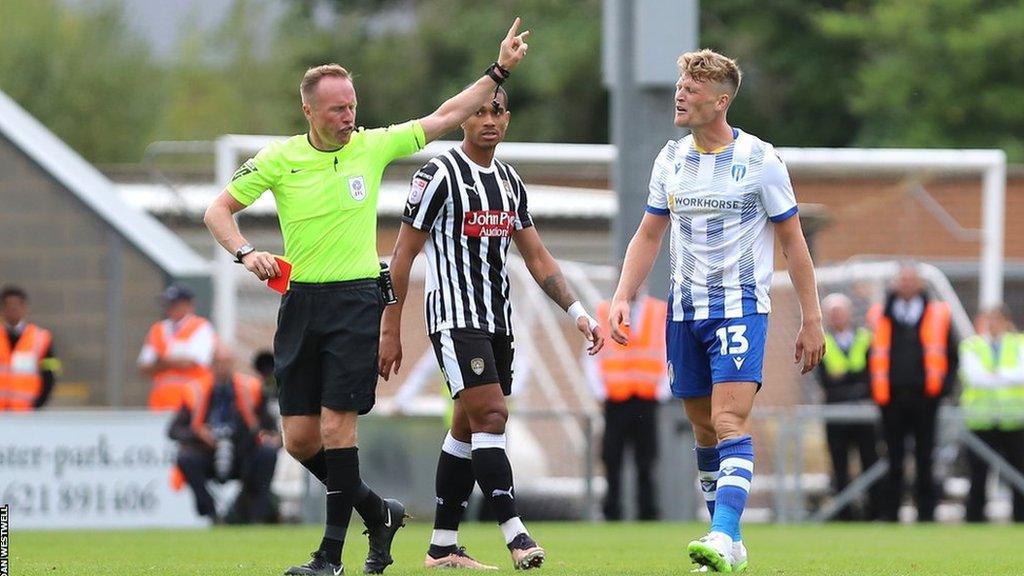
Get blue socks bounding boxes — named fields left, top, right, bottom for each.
left=709, top=435, right=754, bottom=541
left=695, top=445, right=719, bottom=518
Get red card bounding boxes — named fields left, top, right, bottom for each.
left=267, top=257, right=292, bottom=294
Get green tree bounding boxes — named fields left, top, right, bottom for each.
left=288, top=0, right=607, bottom=143
left=818, top=0, right=1024, bottom=159
left=701, top=0, right=863, bottom=148
left=157, top=0, right=303, bottom=141
left=0, top=0, right=164, bottom=163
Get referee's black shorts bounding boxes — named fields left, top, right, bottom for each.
left=429, top=328, right=514, bottom=398
left=273, top=279, right=384, bottom=416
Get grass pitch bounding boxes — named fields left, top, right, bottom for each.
left=11, top=521, right=1023, bottom=575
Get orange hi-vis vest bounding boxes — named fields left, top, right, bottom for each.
left=0, top=324, right=52, bottom=411
left=146, top=315, right=214, bottom=411
left=596, top=298, right=668, bottom=402
left=868, top=300, right=951, bottom=406
left=182, top=372, right=263, bottom=433
left=170, top=372, right=263, bottom=491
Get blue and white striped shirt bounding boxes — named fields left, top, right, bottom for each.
left=646, top=128, right=797, bottom=321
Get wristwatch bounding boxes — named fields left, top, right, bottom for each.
left=234, top=243, right=256, bottom=264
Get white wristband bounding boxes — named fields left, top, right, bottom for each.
left=567, top=301, right=599, bottom=331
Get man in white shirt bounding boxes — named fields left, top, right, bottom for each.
left=138, top=284, right=216, bottom=411
left=868, top=263, right=958, bottom=522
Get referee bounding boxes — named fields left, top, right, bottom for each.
left=204, top=19, right=530, bottom=576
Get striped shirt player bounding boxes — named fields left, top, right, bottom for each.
left=381, top=87, right=602, bottom=570
left=403, top=146, right=532, bottom=339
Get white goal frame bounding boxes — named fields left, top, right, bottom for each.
left=213, top=137, right=1006, bottom=343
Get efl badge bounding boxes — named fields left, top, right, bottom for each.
left=349, top=175, right=367, bottom=201
left=409, top=177, right=428, bottom=205
left=731, top=164, right=747, bottom=182
left=470, top=357, right=485, bottom=376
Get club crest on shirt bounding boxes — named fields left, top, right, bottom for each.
left=470, top=357, right=485, bottom=375
left=731, top=164, right=747, bottom=182
left=501, top=179, right=514, bottom=198
left=349, top=175, right=366, bottom=201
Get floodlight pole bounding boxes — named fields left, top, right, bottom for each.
left=604, top=0, right=699, bottom=522
left=604, top=0, right=697, bottom=299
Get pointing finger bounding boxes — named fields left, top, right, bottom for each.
left=506, top=17, right=521, bottom=41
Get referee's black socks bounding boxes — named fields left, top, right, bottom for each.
left=320, top=447, right=386, bottom=563
left=320, top=447, right=357, bottom=563
left=301, top=447, right=328, bottom=485
left=471, top=432, right=529, bottom=543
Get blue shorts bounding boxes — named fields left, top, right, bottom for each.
left=667, top=314, right=768, bottom=399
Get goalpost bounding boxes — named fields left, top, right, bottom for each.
left=777, top=147, right=1007, bottom=308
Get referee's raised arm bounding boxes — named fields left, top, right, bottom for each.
left=417, top=17, right=530, bottom=143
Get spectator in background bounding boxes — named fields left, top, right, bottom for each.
left=868, top=263, right=958, bottom=522
left=959, top=306, right=1024, bottom=522
left=252, top=349, right=277, bottom=402
left=138, top=283, right=215, bottom=411
left=816, top=293, right=880, bottom=520
left=0, top=285, right=61, bottom=410
left=585, top=293, right=669, bottom=521
left=169, top=344, right=280, bottom=524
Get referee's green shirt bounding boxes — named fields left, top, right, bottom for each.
left=228, top=121, right=425, bottom=283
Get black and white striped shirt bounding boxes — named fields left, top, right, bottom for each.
left=402, top=147, right=532, bottom=335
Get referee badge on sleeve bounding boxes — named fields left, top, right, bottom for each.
left=349, top=175, right=367, bottom=201
left=470, top=357, right=485, bottom=376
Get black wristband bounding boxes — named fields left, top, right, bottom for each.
left=485, top=62, right=509, bottom=85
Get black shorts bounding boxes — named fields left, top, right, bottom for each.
left=274, top=279, right=384, bottom=416
left=429, top=328, right=514, bottom=398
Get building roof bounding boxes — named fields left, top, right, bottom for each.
left=0, top=90, right=209, bottom=278
left=116, top=182, right=616, bottom=220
